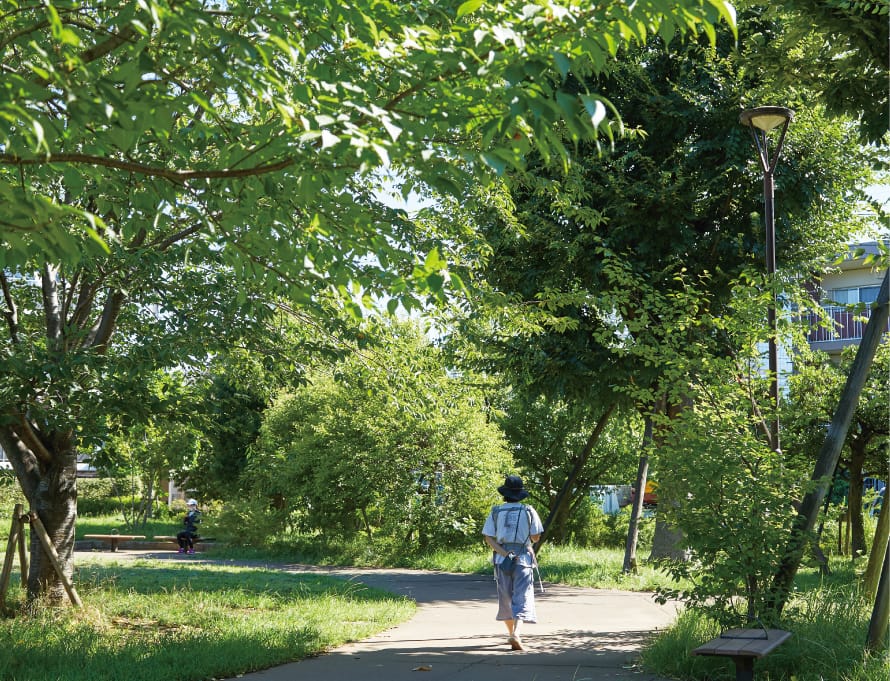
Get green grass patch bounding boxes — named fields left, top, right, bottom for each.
left=0, top=558, right=413, bottom=681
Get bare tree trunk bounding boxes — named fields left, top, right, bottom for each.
left=0, top=424, right=77, bottom=604
left=649, top=517, right=689, bottom=562
left=768, top=269, right=889, bottom=616
left=537, top=404, right=616, bottom=549
left=847, top=439, right=868, bottom=557
left=623, top=415, right=652, bottom=573
left=647, top=399, right=690, bottom=562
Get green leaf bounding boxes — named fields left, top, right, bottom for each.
left=553, top=51, right=572, bottom=79
left=457, top=0, right=486, bottom=19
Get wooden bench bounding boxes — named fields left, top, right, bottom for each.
left=83, top=534, right=146, bottom=552
left=693, top=628, right=791, bottom=681
left=152, top=536, right=215, bottom=549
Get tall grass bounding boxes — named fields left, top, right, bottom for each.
left=640, top=561, right=889, bottom=681
left=0, top=558, right=413, bottom=681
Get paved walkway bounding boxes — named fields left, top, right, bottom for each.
left=76, top=549, right=681, bottom=681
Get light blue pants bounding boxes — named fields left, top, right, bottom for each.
left=495, top=563, right=537, bottom=623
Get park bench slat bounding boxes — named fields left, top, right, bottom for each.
left=83, top=534, right=146, bottom=551
left=693, top=628, right=791, bottom=659
left=693, top=628, right=791, bottom=681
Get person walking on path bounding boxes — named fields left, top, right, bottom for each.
left=177, top=498, right=201, bottom=554
left=482, top=474, right=544, bottom=651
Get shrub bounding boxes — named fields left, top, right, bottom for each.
left=0, top=471, right=26, bottom=516
left=565, top=500, right=654, bottom=549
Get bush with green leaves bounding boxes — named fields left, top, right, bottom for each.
left=653, top=364, right=801, bottom=626
left=240, top=321, right=513, bottom=550
left=74, top=478, right=117, bottom=516
left=0, top=471, right=25, bottom=517
left=565, top=499, right=654, bottom=549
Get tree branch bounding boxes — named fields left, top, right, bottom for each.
left=41, top=263, right=62, bottom=349
left=85, top=290, right=126, bottom=353
left=0, top=153, right=296, bottom=181
left=11, top=413, right=54, bottom=468
left=0, top=271, right=19, bottom=344
left=68, top=276, right=99, bottom=336
left=0, top=424, right=40, bottom=501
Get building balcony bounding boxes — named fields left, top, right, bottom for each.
left=806, top=306, right=890, bottom=353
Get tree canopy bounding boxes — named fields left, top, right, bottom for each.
left=1, top=0, right=740, bottom=603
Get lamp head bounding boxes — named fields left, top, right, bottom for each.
left=739, top=106, right=795, bottom=131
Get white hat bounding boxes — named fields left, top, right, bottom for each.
left=187, top=498, right=198, bottom=506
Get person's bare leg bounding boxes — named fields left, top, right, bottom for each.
left=506, top=619, right=523, bottom=650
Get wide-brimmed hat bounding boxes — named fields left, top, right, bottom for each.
left=498, top=475, right=529, bottom=501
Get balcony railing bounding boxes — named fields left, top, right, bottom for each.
left=806, top=306, right=890, bottom=344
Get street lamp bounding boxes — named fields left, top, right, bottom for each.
left=740, top=106, right=794, bottom=453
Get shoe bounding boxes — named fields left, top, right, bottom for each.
left=187, top=549, right=195, bottom=554
left=177, top=548, right=185, bottom=553
left=508, top=635, right=523, bottom=651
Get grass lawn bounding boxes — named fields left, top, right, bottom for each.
left=0, top=557, right=413, bottom=681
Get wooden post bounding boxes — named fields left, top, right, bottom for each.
left=17, top=512, right=28, bottom=588
left=863, top=498, right=889, bottom=601
left=28, top=512, right=82, bottom=608
left=0, top=504, right=25, bottom=613
left=865, top=540, right=890, bottom=652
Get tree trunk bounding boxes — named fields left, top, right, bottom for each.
left=646, top=399, right=690, bottom=562
left=768, top=269, right=889, bottom=616
left=623, top=415, right=652, bottom=573
left=537, top=403, right=616, bottom=549
left=0, top=424, right=78, bottom=605
left=649, top=516, right=690, bottom=562
left=847, top=438, right=868, bottom=557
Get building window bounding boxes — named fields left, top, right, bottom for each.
left=825, top=286, right=881, bottom=307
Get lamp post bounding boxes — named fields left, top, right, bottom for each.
left=739, top=106, right=794, bottom=453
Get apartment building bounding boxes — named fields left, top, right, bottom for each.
left=806, top=240, right=889, bottom=359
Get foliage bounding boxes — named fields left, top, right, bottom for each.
left=745, top=0, right=890, bottom=144
left=652, top=287, right=804, bottom=626
left=191, top=367, right=271, bottom=500
left=92, top=371, right=206, bottom=527
left=240, top=320, right=513, bottom=547
left=188, top=316, right=351, bottom=499
left=493, top=390, right=642, bottom=541
left=0, top=0, right=737, bottom=267
left=0, top=471, right=26, bottom=516
left=0, top=0, right=736, bottom=602
left=565, top=502, right=655, bottom=549
left=435, top=16, right=874, bottom=550
left=782, top=340, right=890, bottom=555
left=0, top=559, right=413, bottom=681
